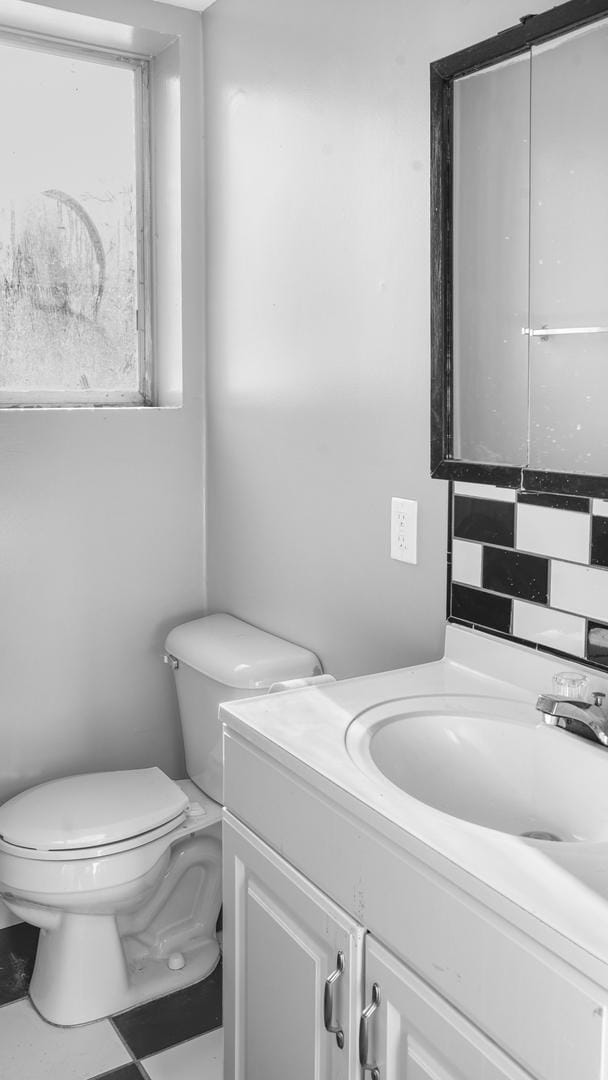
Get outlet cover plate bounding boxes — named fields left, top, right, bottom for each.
left=390, top=497, right=418, bottom=564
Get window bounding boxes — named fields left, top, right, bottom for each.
left=0, top=34, right=150, bottom=407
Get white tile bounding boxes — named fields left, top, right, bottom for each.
left=512, top=601, right=586, bottom=657
left=551, top=560, right=608, bottom=622
left=516, top=504, right=590, bottom=563
left=592, top=499, right=608, bottom=517
left=454, top=482, right=517, bottom=502
left=451, top=539, right=482, bottom=587
left=0, top=998, right=130, bottom=1080
left=143, top=1027, right=223, bottom=1080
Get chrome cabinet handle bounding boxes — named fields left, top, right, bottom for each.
left=323, top=951, right=345, bottom=1049
left=359, top=983, right=381, bottom=1079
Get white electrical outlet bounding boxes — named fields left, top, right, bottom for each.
left=390, top=497, right=418, bottom=564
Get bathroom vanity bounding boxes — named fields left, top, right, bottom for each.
left=221, top=626, right=608, bottom=1080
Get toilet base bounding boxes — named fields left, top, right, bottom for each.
left=26, top=819, right=223, bottom=1026
left=124, top=935, right=220, bottom=1009
left=30, top=916, right=221, bottom=1027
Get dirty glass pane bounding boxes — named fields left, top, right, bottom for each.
left=0, top=40, right=139, bottom=399
left=452, top=54, right=531, bottom=466
left=528, top=20, right=608, bottom=474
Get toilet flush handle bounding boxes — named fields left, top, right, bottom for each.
left=163, top=653, right=179, bottom=670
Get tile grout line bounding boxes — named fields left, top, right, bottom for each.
left=455, top=533, right=600, bottom=569
left=450, top=597, right=590, bottom=655
left=109, top=1016, right=140, bottom=1063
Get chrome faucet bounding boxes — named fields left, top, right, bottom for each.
left=536, top=691, right=608, bottom=746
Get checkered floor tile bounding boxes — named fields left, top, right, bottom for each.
left=0, top=923, right=223, bottom=1080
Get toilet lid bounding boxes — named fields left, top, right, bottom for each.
left=0, top=768, right=189, bottom=851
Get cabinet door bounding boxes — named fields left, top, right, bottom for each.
left=223, top=812, right=364, bottom=1080
left=363, top=936, right=533, bottom=1080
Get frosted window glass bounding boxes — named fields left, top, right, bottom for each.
left=0, top=40, right=139, bottom=399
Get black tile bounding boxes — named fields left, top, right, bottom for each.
left=91, top=1066, right=144, bottom=1080
left=451, top=584, right=512, bottom=634
left=0, top=922, right=39, bottom=1006
left=517, top=491, right=590, bottom=513
left=591, top=517, right=608, bottom=568
left=112, top=961, right=222, bottom=1059
left=482, top=547, right=549, bottom=604
left=587, top=621, right=608, bottom=668
left=453, top=496, right=515, bottom=547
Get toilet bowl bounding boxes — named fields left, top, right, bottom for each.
left=0, top=770, right=222, bottom=1026
left=0, top=614, right=321, bottom=1025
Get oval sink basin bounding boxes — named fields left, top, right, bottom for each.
left=345, top=695, right=608, bottom=842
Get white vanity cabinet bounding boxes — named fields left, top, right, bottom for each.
left=223, top=814, right=365, bottom=1080
left=223, top=813, right=533, bottom=1080
left=364, top=936, right=532, bottom=1080
left=222, top=720, right=608, bottom=1080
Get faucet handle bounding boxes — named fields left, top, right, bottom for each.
left=552, top=670, right=589, bottom=699
left=592, top=691, right=606, bottom=707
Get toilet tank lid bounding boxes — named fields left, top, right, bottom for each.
left=165, top=614, right=322, bottom=689
left=0, top=768, right=188, bottom=851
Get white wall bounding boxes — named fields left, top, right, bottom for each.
left=0, top=0, right=206, bottom=805
left=203, top=0, right=526, bottom=679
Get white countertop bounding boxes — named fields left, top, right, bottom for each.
left=221, top=624, right=608, bottom=977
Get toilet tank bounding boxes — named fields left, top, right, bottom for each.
left=164, top=614, right=322, bottom=803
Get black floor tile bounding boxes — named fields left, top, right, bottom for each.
left=92, top=1065, right=144, bottom=1080
left=112, top=960, right=222, bottom=1059
left=0, top=922, right=39, bottom=1006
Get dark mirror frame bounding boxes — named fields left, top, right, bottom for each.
left=431, top=0, right=608, bottom=499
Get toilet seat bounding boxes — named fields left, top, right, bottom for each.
left=0, top=767, right=189, bottom=857
left=0, top=812, right=188, bottom=863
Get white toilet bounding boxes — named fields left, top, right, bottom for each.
left=0, top=614, right=321, bottom=1026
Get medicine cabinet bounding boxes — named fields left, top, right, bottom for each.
left=431, top=0, right=608, bottom=497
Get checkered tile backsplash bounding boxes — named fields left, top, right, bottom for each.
left=449, top=482, right=608, bottom=667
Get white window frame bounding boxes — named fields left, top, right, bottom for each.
left=0, top=0, right=202, bottom=412
left=0, top=28, right=153, bottom=408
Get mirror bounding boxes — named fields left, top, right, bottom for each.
left=431, top=1, right=608, bottom=497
